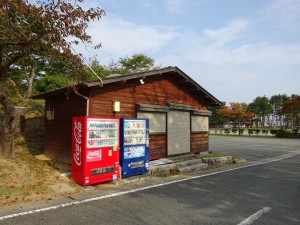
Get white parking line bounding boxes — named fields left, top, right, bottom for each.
left=0, top=153, right=298, bottom=221
left=237, top=207, right=272, bottom=225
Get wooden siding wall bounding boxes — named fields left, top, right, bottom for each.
left=44, top=74, right=209, bottom=163
left=190, top=133, right=209, bottom=153
left=90, top=75, right=207, bottom=117
left=149, top=134, right=167, bottom=160
left=44, top=92, right=87, bottom=163
left=90, top=75, right=208, bottom=160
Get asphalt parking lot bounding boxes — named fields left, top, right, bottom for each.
left=1, top=136, right=300, bottom=225
left=209, top=135, right=300, bottom=161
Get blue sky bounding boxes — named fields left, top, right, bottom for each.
left=76, top=0, right=300, bottom=104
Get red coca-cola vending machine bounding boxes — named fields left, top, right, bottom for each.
left=71, top=116, right=120, bottom=186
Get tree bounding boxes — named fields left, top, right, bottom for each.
left=5, top=55, right=50, bottom=98
left=281, top=96, right=300, bottom=129
left=208, top=104, right=228, bottom=128
left=33, top=55, right=93, bottom=94
left=86, top=57, right=112, bottom=79
left=217, top=102, right=254, bottom=135
left=0, top=0, right=105, bottom=158
left=107, top=53, right=160, bottom=74
left=249, top=96, right=272, bottom=128
left=269, top=94, right=289, bottom=128
left=33, top=75, right=71, bottom=94
left=86, top=53, right=160, bottom=79
left=0, top=94, right=15, bottom=157
left=5, top=54, right=88, bottom=97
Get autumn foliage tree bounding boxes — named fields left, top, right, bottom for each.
left=217, top=102, right=255, bottom=135
left=281, top=96, right=300, bottom=128
left=0, top=0, right=105, bottom=158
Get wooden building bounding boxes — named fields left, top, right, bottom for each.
left=34, top=66, right=222, bottom=163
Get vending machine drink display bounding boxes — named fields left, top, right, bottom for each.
left=71, top=116, right=120, bottom=186
left=120, top=118, right=150, bottom=178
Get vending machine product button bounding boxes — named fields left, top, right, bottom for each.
left=113, top=145, right=118, bottom=151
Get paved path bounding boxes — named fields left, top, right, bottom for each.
left=209, top=135, right=300, bottom=161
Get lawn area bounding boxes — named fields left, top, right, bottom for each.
left=0, top=136, right=80, bottom=207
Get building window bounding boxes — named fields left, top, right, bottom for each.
left=137, top=112, right=166, bottom=134
left=191, top=115, right=209, bottom=132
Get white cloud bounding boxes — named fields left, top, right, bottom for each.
left=202, top=19, right=249, bottom=47
left=190, top=41, right=300, bottom=67
left=260, top=0, right=300, bottom=32
left=84, top=14, right=300, bottom=70
left=160, top=18, right=300, bottom=68
left=86, top=16, right=179, bottom=62
left=149, top=17, right=300, bottom=103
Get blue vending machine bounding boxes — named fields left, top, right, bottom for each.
left=120, top=118, right=150, bottom=178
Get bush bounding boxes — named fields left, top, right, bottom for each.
left=292, top=129, right=299, bottom=138
left=262, top=129, right=269, bottom=136
left=248, top=128, right=253, bottom=136
left=238, top=128, right=244, bottom=135
left=10, top=98, right=45, bottom=116
left=254, top=129, right=261, bottom=135
left=232, top=128, right=238, bottom=134
left=270, top=129, right=278, bottom=135
left=224, top=128, right=230, bottom=135
left=275, top=129, right=292, bottom=138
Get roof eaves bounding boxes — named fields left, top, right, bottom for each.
left=32, top=66, right=222, bottom=106
left=31, top=82, right=87, bottom=99
left=85, top=66, right=176, bottom=87
left=172, top=67, right=222, bottom=106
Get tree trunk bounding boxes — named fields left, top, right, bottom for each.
left=279, top=114, right=283, bottom=128
left=22, top=60, right=35, bottom=98
left=261, top=115, right=265, bottom=128
left=0, top=93, right=15, bottom=158
left=26, top=66, right=34, bottom=98
left=8, top=78, right=23, bottom=99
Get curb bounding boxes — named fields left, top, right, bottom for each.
left=202, top=156, right=233, bottom=165
left=150, top=158, right=208, bottom=176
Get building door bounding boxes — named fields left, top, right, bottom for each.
left=167, top=110, right=190, bottom=155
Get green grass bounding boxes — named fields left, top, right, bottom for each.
left=0, top=186, right=23, bottom=196
left=209, top=133, right=276, bottom=138
left=196, top=152, right=228, bottom=159
left=0, top=187, right=11, bottom=196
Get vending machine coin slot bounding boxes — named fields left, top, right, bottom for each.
left=129, top=161, right=144, bottom=168
left=91, top=166, right=115, bottom=175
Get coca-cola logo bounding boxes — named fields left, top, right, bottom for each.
left=86, top=149, right=101, bottom=162
left=73, top=120, right=82, bottom=166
